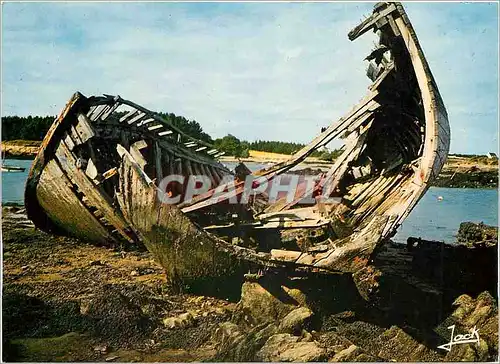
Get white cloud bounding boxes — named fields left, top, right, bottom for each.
left=1, top=2, right=498, bottom=154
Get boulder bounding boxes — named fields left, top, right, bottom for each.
left=162, top=311, right=196, bottom=329
left=278, top=307, right=313, bottom=335
left=213, top=322, right=278, bottom=361
left=238, top=282, right=300, bottom=326
left=256, top=333, right=326, bottom=362
left=328, top=344, right=379, bottom=362
left=436, top=291, right=498, bottom=361
left=213, top=322, right=244, bottom=351
left=450, top=294, right=475, bottom=320
left=376, top=326, right=441, bottom=362
left=457, top=222, right=497, bottom=247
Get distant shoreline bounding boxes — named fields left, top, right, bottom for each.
left=1, top=140, right=40, bottom=159
left=2, top=140, right=497, bottom=189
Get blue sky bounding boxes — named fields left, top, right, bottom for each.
left=2, top=2, right=498, bottom=154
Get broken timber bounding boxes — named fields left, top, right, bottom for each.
left=25, top=2, right=449, bottom=285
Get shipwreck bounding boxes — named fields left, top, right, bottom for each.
left=25, top=2, right=449, bottom=286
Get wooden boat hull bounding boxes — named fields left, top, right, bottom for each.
left=25, top=93, right=232, bottom=248
left=26, top=2, right=449, bottom=287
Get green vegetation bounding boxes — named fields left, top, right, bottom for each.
left=9, top=333, right=92, bottom=362
left=248, top=140, right=305, bottom=155
left=213, top=134, right=249, bottom=158
left=1, top=114, right=342, bottom=160
left=158, top=112, right=214, bottom=144
left=213, top=135, right=343, bottom=160
left=1, top=113, right=214, bottom=144
left=2, top=116, right=55, bottom=141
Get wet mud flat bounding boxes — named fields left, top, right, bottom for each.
left=2, top=205, right=498, bottom=362
left=289, top=165, right=498, bottom=189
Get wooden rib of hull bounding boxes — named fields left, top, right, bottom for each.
left=25, top=92, right=232, bottom=248
left=25, top=2, right=449, bottom=285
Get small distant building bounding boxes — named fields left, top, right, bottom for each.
left=486, top=152, right=498, bottom=159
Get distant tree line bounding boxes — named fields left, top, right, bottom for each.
left=249, top=140, right=306, bottom=155
left=1, top=112, right=214, bottom=144
left=157, top=112, right=214, bottom=144
left=2, top=116, right=55, bottom=141
left=1, top=114, right=342, bottom=160
left=213, top=134, right=343, bottom=161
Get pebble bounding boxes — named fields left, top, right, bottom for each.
left=163, top=311, right=196, bottom=329
left=105, top=355, right=119, bottom=362
left=93, top=345, right=108, bottom=354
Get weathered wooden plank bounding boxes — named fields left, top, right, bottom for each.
left=138, top=118, right=155, bottom=127
left=348, top=3, right=396, bottom=40
left=119, top=109, right=138, bottom=123
left=127, top=111, right=146, bottom=125
left=64, top=133, right=75, bottom=151
left=102, top=167, right=118, bottom=180
left=37, top=159, right=113, bottom=244
left=99, top=102, right=120, bottom=121
left=350, top=175, right=386, bottom=207
left=130, top=140, right=148, bottom=170
left=85, top=158, right=99, bottom=181
left=154, top=141, right=163, bottom=182
left=200, top=163, right=219, bottom=188
left=120, top=130, right=130, bottom=150
left=270, top=249, right=301, bottom=262
left=88, top=104, right=107, bottom=121
left=55, top=140, right=134, bottom=243
left=183, top=159, right=194, bottom=177
left=148, top=124, right=163, bottom=131
left=70, top=125, right=84, bottom=146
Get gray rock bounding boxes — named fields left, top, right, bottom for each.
left=376, top=326, right=441, bottom=362
left=163, top=311, right=195, bottom=329
left=238, top=282, right=299, bottom=325
left=279, top=342, right=326, bottom=362
left=437, top=291, right=498, bottom=361
left=278, top=307, right=313, bottom=335
left=214, top=322, right=278, bottom=362
left=257, top=333, right=326, bottom=362
left=162, top=317, right=180, bottom=329
left=93, top=344, right=109, bottom=354
left=444, top=344, right=478, bottom=362
left=234, top=323, right=279, bottom=361
left=329, top=344, right=380, bottom=362
left=466, top=305, right=492, bottom=326
left=213, top=322, right=244, bottom=350
left=330, top=344, right=360, bottom=362
left=451, top=294, right=475, bottom=320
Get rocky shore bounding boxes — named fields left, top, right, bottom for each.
left=433, top=165, right=497, bottom=189
left=1, top=140, right=41, bottom=159
left=2, top=205, right=498, bottom=362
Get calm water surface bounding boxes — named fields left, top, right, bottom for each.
left=2, top=159, right=497, bottom=243
left=1, top=158, right=34, bottom=204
